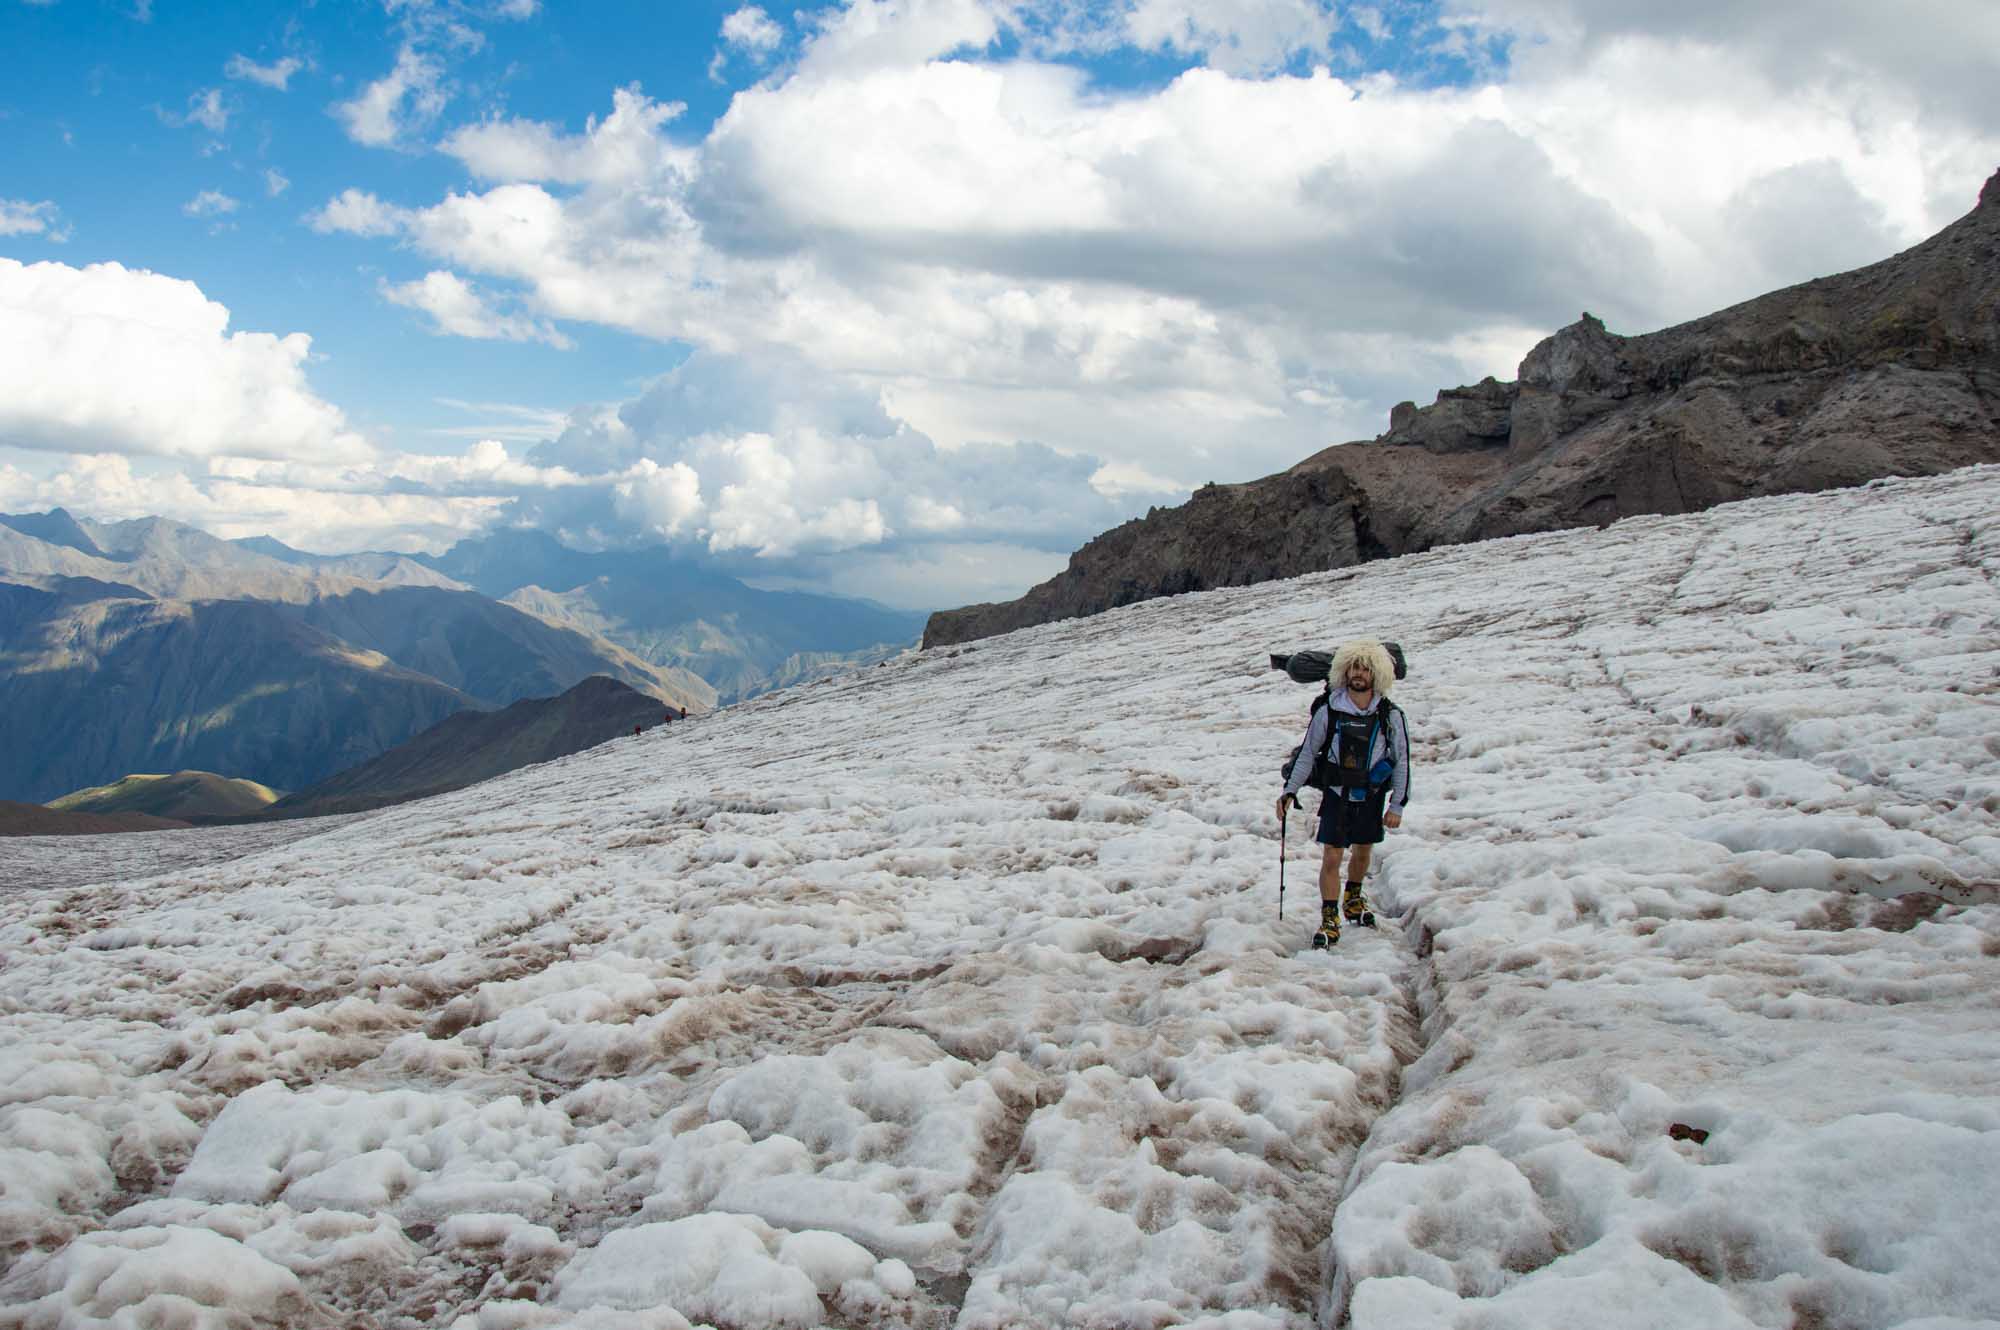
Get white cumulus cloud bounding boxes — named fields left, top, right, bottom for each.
left=441, top=86, right=691, bottom=186
left=519, top=349, right=1155, bottom=586
left=334, top=44, right=447, bottom=147
left=722, top=5, right=786, bottom=54
left=612, top=457, right=705, bottom=539
left=381, top=438, right=585, bottom=491
left=1124, top=0, right=1341, bottom=74
left=381, top=270, right=574, bottom=348
left=712, top=4, right=787, bottom=80
left=308, top=188, right=409, bottom=236
left=0, top=259, right=372, bottom=463
left=799, top=0, right=1006, bottom=75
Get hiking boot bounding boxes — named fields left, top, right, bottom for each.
left=1310, top=901, right=1342, bottom=949
left=1342, top=882, right=1376, bottom=928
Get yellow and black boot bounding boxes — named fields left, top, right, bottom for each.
left=1310, top=899, right=1342, bottom=949
left=1342, top=880, right=1376, bottom=928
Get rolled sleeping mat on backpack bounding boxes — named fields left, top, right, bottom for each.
left=1271, top=643, right=1406, bottom=682
left=1271, top=650, right=1332, bottom=683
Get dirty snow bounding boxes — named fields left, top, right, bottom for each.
left=0, top=813, right=374, bottom=900
left=1, top=467, right=1995, bottom=1330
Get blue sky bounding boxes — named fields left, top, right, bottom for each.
left=2, top=0, right=1997, bottom=608
left=3, top=3, right=760, bottom=431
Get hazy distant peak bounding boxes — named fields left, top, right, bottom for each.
left=225, top=535, right=475, bottom=593
left=79, top=514, right=170, bottom=559
left=313, top=554, right=469, bottom=590
left=231, top=534, right=315, bottom=564
left=0, top=508, right=106, bottom=558
left=86, top=515, right=281, bottom=575
left=0, top=522, right=128, bottom=585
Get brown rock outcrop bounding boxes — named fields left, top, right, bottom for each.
left=925, top=167, right=2000, bottom=648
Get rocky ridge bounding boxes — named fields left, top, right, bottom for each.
left=923, top=167, right=2000, bottom=648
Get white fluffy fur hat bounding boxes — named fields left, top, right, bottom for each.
left=1331, top=639, right=1396, bottom=695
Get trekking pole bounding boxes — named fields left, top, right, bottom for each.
left=1278, top=798, right=1288, bottom=920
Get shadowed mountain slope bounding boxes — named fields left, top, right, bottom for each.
left=924, top=167, right=2000, bottom=648
left=284, top=586, right=712, bottom=715
left=270, top=674, right=676, bottom=818
left=0, top=583, right=484, bottom=804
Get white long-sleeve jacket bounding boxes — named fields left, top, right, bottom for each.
left=1282, top=690, right=1411, bottom=814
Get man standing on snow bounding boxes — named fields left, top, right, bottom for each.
left=1274, top=639, right=1410, bottom=948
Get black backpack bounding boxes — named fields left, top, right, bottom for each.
left=1275, top=646, right=1409, bottom=799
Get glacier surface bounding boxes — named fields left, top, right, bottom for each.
left=1, top=467, right=1996, bottom=1329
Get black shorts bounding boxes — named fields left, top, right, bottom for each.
left=1316, top=787, right=1387, bottom=847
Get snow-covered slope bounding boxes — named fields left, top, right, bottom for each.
left=1, top=468, right=1995, bottom=1330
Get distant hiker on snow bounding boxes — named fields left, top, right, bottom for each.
left=1275, top=639, right=1411, bottom=949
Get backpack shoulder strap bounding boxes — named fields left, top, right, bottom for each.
left=1311, top=687, right=1336, bottom=762
left=1379, top=698, right=1404, bottom=750
left=1381, top=698, right=1411, bottom=804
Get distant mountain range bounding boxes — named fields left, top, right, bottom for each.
left=0, top=510, right=461, bottom=602
left=924, top=165, right=2000, bottom=646
left=394, top=527, right=924, bottom=703
left=0, top=512, right=921, bottom=804
left=229, top=525, right=924, bottom=702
